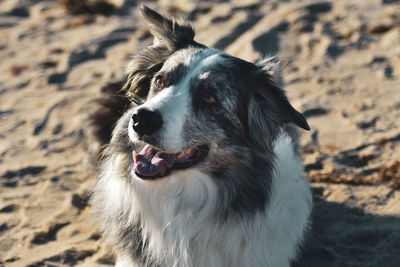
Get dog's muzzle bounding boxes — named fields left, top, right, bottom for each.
left=132, top=108, right=163, bottom=137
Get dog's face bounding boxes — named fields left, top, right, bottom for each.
left=113, top=6, right=309, bottom=216
left=127, top=48, right=257, bottom=179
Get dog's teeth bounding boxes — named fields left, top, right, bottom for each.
left=185, top=148, right=194, bottom=156
left=176, top=148, right=195, bottom=161
left=133, top=151, right=137, bottom=160
left=176, top=152, right=185, bottom=160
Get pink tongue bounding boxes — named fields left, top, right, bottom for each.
left=134, top=145, right=176, bottom=177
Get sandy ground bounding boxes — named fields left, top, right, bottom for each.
left=1, top=0, right=400, bottom=266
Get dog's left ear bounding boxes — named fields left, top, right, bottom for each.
left=255, top=88, right=310, bottom=131
left=140, top=5, right=195, bottom=51
left=254, top=57, right=310, bottom=131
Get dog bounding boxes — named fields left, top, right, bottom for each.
left=89, top=6, right=312, bottom=267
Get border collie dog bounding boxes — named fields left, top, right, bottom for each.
left=90, top=6, right=312, bottom=267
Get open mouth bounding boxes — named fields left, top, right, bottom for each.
left=133, top=144, right=209, bottom=180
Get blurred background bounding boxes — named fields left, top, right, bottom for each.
left=0, top=0, right=400, bottom=266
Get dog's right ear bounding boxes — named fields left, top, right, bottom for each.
left=140, top=5, right=195, bottom=51
left=124, top=6, right=196, bottom=99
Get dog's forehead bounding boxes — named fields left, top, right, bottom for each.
left=161, top=48, right=225, bottom=74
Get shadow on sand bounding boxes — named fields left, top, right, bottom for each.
left=294, top=187, right=400, bottom=267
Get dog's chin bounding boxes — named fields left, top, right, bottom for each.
left=133, top=143, right=209, bottom=180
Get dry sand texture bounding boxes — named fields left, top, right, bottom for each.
left=1, top=0, right=400, bottom=266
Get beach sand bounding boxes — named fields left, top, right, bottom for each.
left=1, top=0, right=400, bottom=266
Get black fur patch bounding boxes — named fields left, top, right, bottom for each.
left=123, top=6, right=203, bottom=98
left=87, top=82, right=131, bottom=161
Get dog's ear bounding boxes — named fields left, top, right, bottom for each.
left=255, top=57, right=309, bottom=131
left=123, top=6, right=196, bottom=98
left=247, top=60, right=309, bottom=147
left=254, top=88, right=310, bottom=131
left=140, top=5, right=195, bottom=51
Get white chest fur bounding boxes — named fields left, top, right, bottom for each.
left=95, top=135, right=312, bottom=267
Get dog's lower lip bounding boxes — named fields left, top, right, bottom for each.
left=133, top=144, right=209, bottom=180
left=134, top=169, right=171, bottom=180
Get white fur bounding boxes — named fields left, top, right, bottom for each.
left=95, top=134, right=312, bottom=267
left=134, top=86, right=189, bottom=152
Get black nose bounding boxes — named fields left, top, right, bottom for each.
left=132, top=108, right=163, bottom=136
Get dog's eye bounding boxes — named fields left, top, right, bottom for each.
left=203, top=94, right=216, bottom=104
left=154, top=76, right=165, bottom=89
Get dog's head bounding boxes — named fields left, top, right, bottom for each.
left=113, top=6, right=309, bottom=216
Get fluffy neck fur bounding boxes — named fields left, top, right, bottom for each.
left=93, top=133, right=311, bottom=267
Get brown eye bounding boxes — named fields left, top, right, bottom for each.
left=154, top=76, right=164, bottom=89
left=203, top=94, right=216, bottom=104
